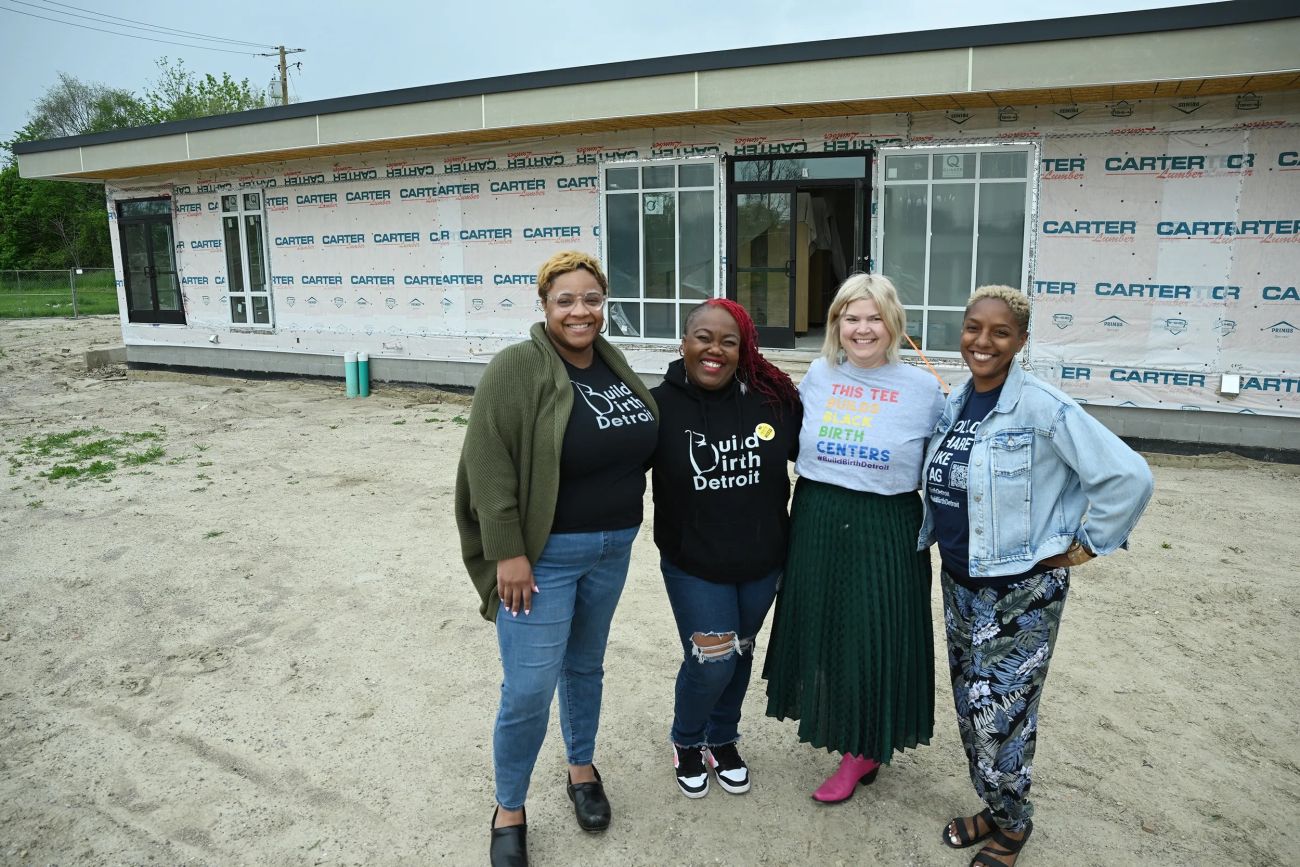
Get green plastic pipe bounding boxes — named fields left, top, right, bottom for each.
left=344, top=351, right=358, bottom=398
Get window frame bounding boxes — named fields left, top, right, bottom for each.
left=116, top=196, right=186, bottom=325
left=220, top=190, right=275, bottom=329
left=874, top=143, right=1037, bottom=358
left=598, top=157, right=721, bottom=344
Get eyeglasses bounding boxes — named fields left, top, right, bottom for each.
left=548, top=293, right=607, bottom=310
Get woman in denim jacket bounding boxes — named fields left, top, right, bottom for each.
left=919, top=285, right=1153, bottom=867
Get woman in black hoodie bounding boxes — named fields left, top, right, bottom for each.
left=650, top=298, right=801, bottom=800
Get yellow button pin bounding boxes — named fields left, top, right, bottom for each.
left=755, top=422, right=775, bottom=441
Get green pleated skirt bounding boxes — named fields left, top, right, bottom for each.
left=763, top=477, right=934, bottom=762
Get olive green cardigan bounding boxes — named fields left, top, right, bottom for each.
left=454, top=322, right=659, bottom=621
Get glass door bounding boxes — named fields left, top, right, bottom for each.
left=727, top=153, right=871, bottom=349
left=731, top=190, right=795, bottom=347
left=118, top=198, right=184, bottom=324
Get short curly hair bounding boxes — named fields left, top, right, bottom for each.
left=968, top=285, right=1030, bottom=333
left=535, top=250, right=608, bottom=301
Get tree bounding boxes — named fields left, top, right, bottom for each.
left=1, top=61, right=267, bottom=270
left=0, top=168, right=107, bottom=269
left=137, top=58, right=267, bottom=125
left=17, top=72, right=143, bottom=141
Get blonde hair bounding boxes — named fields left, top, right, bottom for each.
left=821, top=274, right=907, bottom=365
left=535, top=250, right=608, bottom=301
left=968, top=285, right=1030, bottom=333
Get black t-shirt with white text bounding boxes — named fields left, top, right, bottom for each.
left=551, top=354, right=656, bottom=533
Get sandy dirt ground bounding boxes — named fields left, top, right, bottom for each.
left=1, top=315, right=1298, bottom=867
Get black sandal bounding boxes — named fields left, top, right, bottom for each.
left=969, top=820, right=1033, bottom=867
left=941, top=808, right=995, bottom=849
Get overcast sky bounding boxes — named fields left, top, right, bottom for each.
left=1, top=0, right=1189, bottom=145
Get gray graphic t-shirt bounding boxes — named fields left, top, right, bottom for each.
left=794, top=357, right=945, bottom=494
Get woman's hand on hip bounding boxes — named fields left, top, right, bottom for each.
left=1040, top=541, right=1095, bottom=570
left=497, top=555, right=538, bottom=617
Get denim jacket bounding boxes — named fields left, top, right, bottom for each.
left=917, top=364, right=1154, bottom=578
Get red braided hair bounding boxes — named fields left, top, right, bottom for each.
left=687, top=298, right=800, bottom=414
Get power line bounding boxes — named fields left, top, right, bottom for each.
left=0, top=5, right=263, bottom=56
left=32, top=0, right=277, bottom=49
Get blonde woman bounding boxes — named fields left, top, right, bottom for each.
left=764, top=274, right=945, bottom=803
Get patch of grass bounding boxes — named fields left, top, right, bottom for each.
left=1160, top=541, right=1172, bottom=549
left=195, top=444, right=209, bottom=452
left=16, top=426, right=168, bottom=485
left=452, top=415, right=468, bottom=425
left=197, top=461, right=214, bottom=468
left=424, top=416, right=439, bottom=423
left=204, top=530, right=224, bottom=539
left=328, top=425, right=339, bottom=430
left=0, top=270, right=118, bottom=319
left=71, top=439, right=117, bottom=460
left=26, top=499, right=43, bottom=509
left=195, top=473, right=210, bottom=480
left=28, top=429, right=94, bottom=455
left=123, top=446, right=164, bottom=466
left=84, top=460, right=115, bottom=476
left=391, top=419, right=407, bottom=425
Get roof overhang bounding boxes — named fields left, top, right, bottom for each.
left=15, top=1, right=1300, bottom=183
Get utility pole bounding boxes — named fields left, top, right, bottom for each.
left=260, top=46, right=305, bottom=105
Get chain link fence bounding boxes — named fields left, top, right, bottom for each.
left=0, top=268, right=119, bottom=318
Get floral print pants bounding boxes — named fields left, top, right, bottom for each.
left=941, top=567, right=1069, bottom=832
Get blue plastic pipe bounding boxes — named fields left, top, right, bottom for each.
left=358, top=352, right=370, bottom=397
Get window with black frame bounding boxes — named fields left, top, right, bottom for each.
left=117, top=198, right=185, bottom=324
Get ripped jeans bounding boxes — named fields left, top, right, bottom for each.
left=660, top=557, right=780, bottom=748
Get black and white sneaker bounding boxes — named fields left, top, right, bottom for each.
left=706, top=742, right=751, bottom=794
left=673, top=744, right=709, bottom=798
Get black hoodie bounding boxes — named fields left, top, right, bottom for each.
left=649, top=358, right=802, bottom=584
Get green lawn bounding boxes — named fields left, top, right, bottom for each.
left=0, top=270, right=119, bottom=318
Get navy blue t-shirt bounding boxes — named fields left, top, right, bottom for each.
left=927, top=385, right=1001, bottom=581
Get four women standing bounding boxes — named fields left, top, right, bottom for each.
left=458, top=253, right=1152, bottom=866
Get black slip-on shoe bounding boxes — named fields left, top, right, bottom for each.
left=490, top=806, right=528, bottom=867
left=566, top=766, right=611, bottom=832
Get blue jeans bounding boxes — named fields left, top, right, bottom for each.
left=661, top=556, right=780, bottom=748
left=493, top=526, right=637, bottom=810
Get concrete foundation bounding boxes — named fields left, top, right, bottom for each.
left=84, top=346, right=127, bottom=370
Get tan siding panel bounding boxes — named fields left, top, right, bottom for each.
left=699, top=50, right=969, bottom=108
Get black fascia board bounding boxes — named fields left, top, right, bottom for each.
left=13, top=0, right=1295, bottom=156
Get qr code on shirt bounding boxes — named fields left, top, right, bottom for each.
left=951, top=462, right=969, bottom=491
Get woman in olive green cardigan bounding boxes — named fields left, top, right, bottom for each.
left=456, top=250, right=657, bottom=867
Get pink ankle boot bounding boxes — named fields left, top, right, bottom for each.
left=812, top=753, right=881, bottom=803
